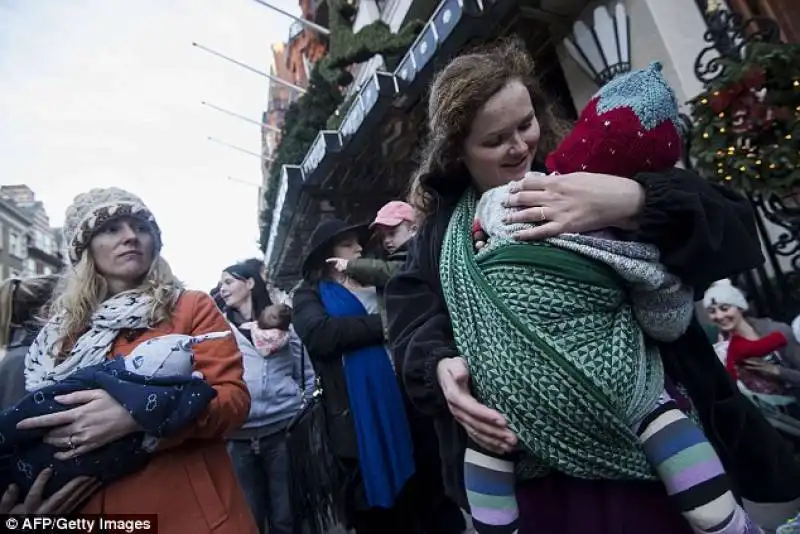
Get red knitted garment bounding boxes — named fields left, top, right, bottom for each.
left=545, top=99, right=683, bottom=177
left=544, top=62, right=682, bottom=178
left=726, top=331, right=788, bottom=381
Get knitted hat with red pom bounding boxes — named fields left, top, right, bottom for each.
left=545, top=62, right=682, bottom=177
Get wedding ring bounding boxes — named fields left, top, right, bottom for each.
left=68, top=434, right=76, bottom=449
left=536, top=206, right=547, bottom=222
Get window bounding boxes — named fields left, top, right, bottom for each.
left=25, top=258, right=36, bottom=276
left=9, top=231, right=21, bottom=258
left=31, top=229, right=55, bottom=255
left=8, top=229, right=27, bottom=258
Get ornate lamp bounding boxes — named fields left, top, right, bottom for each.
left=563, top=1, right=631, bottom=87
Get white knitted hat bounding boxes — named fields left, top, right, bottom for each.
left=63, top=187, right=162, bottom=264
left=702, top=279, right=749, bottom=311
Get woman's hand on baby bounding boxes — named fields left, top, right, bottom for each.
left=17, top=389, right=142, bottom=461
left=326, top=258, right=349, bottom=272
left=436, top=357, right=518, bottom=454
left=1, top=468, right=99, bottom=515
left=503, top=172, right=646, bottom=240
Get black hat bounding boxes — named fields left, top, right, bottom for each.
left=224, top=262, right=258, bottom=281
left=302, top=219, right=370, bottom=278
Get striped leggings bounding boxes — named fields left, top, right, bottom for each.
left=463, top=392, right=763, bottom=534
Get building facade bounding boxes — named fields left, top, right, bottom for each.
left=262, top=0, right=800, bottom=291
left=0, top=198, right=32, bottom=280
left=259, top=4, right=328, bottom=220
left=0, top=185, right=64, bottom=278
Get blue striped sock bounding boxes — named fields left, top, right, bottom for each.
left=464, top=443, right=519, bottom=534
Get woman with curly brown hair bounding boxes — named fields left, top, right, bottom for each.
left=386, top=38, right=800, bottom=533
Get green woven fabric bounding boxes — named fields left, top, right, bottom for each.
left=440, top=189, right=662, bottom=481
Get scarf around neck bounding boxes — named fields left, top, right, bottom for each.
left=317, top=280, right=414, bottom=508
left=25, top=291, right=158, bottom=391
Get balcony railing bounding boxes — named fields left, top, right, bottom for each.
left=344, top=55, right=386, bottom=97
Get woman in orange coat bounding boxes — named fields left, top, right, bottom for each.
left=4, top=187, right=257, bottom=534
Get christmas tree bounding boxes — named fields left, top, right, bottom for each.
left=689, top=41, right=800, bottom=194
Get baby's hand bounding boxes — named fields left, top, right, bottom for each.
left=472, top=218, right=487, bottom=251
left=326, top=258, right=349, bottom=272
left=475, top=184, right=516, bottom=241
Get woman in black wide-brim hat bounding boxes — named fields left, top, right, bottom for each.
left=292, top=219, right=419, bottom=534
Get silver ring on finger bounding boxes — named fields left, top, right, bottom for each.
left=536, top=206, right=547, bottom=222
left=68, top=434, right=76, bottom=450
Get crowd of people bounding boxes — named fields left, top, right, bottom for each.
left=2, top=38, right=800, bottom=534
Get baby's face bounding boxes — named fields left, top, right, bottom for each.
left=260, top=307, right=281, bottom=329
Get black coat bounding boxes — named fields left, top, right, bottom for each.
left=291, top=283, right=385, bottom=460
left=0, top=324, right=39, bottom=411
left=386, top=167, right=800, bottom=508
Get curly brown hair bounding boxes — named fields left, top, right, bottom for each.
left=408, top=38, right=571, bottom=219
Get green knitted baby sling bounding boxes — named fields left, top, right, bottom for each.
left=440, top=189, right=663, bottom=480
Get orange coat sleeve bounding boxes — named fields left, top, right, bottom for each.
left=157, top=291, right=250, bottom=449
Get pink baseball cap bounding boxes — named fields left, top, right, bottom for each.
left=370, top=201, right=416, bottom=229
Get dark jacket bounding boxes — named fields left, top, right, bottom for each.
left=343, top=246, right=408, bottom=288
left=291, top=283, right=385, bottom=460
left=344, top=246, right=409, bottom=342
left=386, top=167, right=800, bottom=507
left=0, top=324, right=39, bottom=411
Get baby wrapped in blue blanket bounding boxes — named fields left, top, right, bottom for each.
left=0, top=332, right=226, bottom=498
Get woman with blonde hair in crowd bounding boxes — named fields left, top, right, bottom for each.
left=0, top=187, right=256, bottom=534
left=0, top=274, right=58, bottom=410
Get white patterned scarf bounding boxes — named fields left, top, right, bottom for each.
left=25, top=291, right=157, bottom=391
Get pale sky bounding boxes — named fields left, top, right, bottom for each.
left=0, top=0, right=296, bottom=290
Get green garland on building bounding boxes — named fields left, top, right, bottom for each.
left=259, top=65, right=342, bottom=249
left=259, top=0, right=423, bottom=251
left=326, top=93, right=357, bottom=129
left=320, top=0, right=423, bottom=83
left=688, top=41, right=800, bottom=194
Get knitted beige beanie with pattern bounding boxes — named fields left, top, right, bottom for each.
left=63, top=187, right=162, bottom=264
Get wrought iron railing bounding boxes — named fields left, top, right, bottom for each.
left=686, top=1, right=798, bottom=321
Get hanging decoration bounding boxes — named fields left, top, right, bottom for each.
left=319, top=0, right=423, bottom=85
left=689, top=40, right=800, bottom=194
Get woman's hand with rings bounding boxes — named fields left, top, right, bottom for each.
left=436, top=357, right=518, bottom=454
left=503, top=172, right=646, bottom=240
left=16, top=389, right=141, bottom=461
left=1, top=468, right=99, bottom=515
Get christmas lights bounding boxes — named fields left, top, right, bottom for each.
left=689, top=41, right=800, bottom=193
